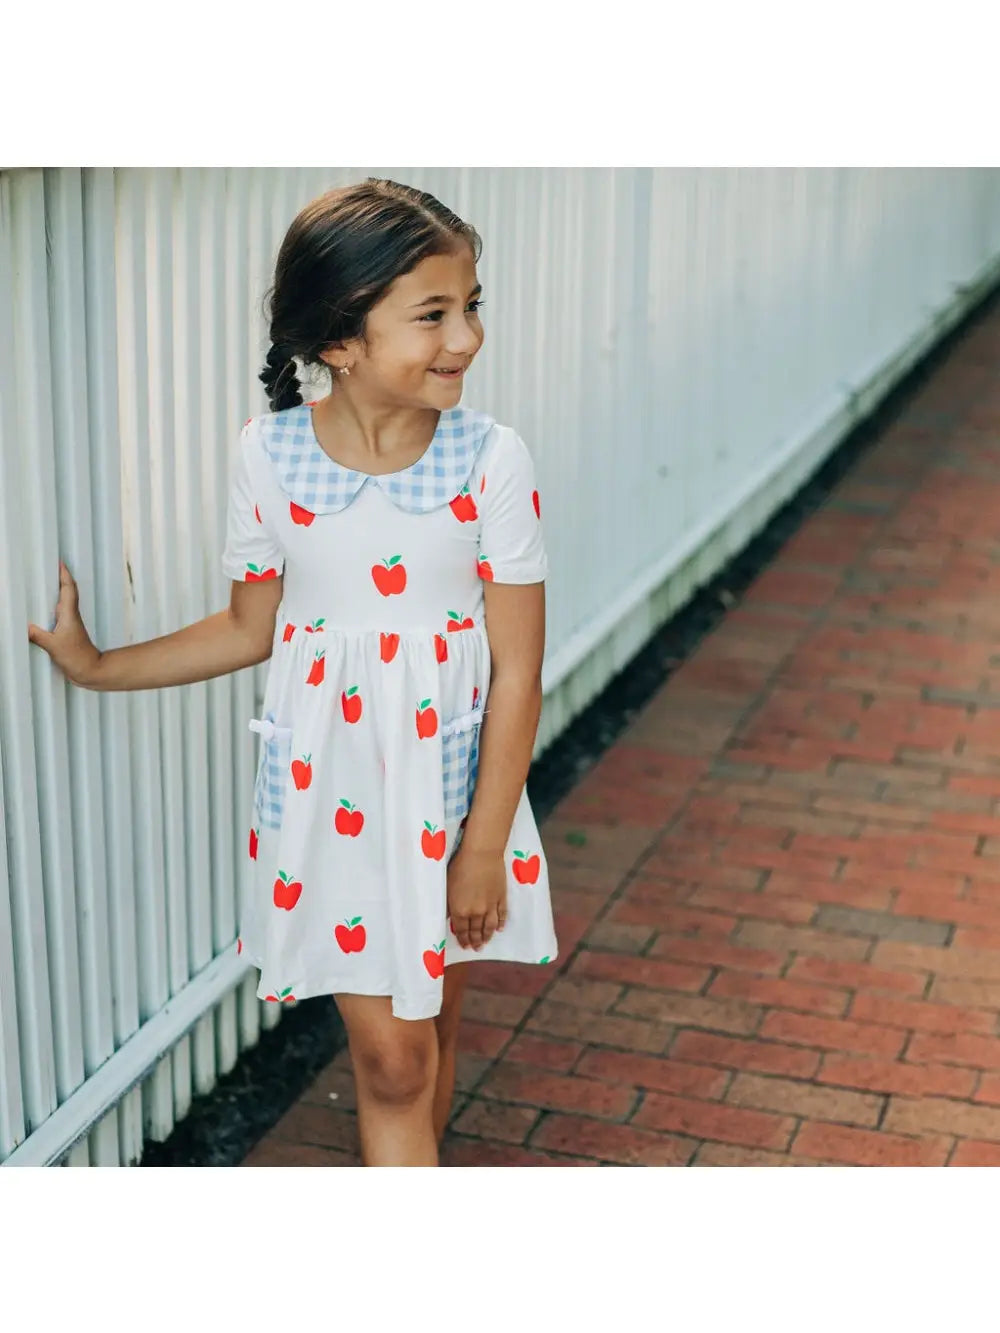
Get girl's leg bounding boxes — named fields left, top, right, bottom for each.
left=432, top=961, right=472, bottom=1144
left=334, top=993, right=439, bottom=1166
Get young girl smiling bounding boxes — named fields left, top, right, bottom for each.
left=28, top=178, right=557, bottom=1166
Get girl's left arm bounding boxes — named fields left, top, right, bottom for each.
left=460, top=580, right=546, bottom=855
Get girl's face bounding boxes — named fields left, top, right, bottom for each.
left=325, top=246, right=485, bottom=410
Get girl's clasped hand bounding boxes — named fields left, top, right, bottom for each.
left=447, top=843, right=507, bottom=951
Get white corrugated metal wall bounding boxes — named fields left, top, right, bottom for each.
left=2, top=167, right=999, bottom=1166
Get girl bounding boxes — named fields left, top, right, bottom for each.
left=28, top=178, right=557, bottom=1167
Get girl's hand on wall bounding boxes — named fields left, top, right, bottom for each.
left=27, top=562, right=102, bottom=686
left=447, top=844, right=508, bottom=951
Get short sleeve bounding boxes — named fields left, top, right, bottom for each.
left=220, top=421, right=285, bottom=583
left=476, top=428, right=548, bottom=585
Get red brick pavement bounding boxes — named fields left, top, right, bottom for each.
left=243, top=299, right=1000, bottom=1167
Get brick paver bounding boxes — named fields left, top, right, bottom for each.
left=242, top=297, right=1000, bottom=1167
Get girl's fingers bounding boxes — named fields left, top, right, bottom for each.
left=467, top=916, right=486, bottom=951
left=481, top=907, right=500, bottom=946
left=58, top=565, right=79, bottom=613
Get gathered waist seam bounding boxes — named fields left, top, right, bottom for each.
left=275, top=618, right=487, bottom=638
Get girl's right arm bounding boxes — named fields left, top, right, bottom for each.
left=27, top=561, right=283, bottom=691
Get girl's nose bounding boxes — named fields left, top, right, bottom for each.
left=446, top=315, right=482, bottom=356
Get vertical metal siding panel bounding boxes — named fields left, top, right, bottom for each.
left=142, top=169, right=194, bottom=1122
left=44, top=168, right=119, bottom=1166
left=197, top=168, right=243, bottom=1066
left=11, top=170, right=87, bottom=1105
left=551, top=168, right=583, bottom=653
left=169, top=167, right=218, bottom=1092
left=0, top=180, right=31, bottom=1160
left=113, top=168, right=175, bottom=1141
left=687, top=170, right=714, bottom=534
left=0, top=742, right=26, bottom=1157
left=213, top=167, right=251, bottom=1078
left=81, top=167, right=144, bottom=1165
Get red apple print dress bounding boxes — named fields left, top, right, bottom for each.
left=222, top=403, right=558, bottom=1020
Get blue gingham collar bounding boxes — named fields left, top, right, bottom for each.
left=254, top=403, right=496, bottom=515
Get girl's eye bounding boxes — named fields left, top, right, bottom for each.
left=418, top=299, right=486, bottom=324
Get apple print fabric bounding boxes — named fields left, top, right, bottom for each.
left=222, top=403, right=556, bottom=1021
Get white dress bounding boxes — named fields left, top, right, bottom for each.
left=221, top=402, right=558, bottom=1020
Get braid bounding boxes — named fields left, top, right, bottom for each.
left=258, top=343, right=302, bottom=412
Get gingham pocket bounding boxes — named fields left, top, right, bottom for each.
left=250, top=713, right=294, bottom=830
left=441, top=705, right=484, bottom=822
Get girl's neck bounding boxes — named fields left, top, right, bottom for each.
left=310, top=392, right=441, bottom=476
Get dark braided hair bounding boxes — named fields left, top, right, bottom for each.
left=257, top=178, right=482, bottom=413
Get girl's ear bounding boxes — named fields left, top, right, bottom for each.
left=318, top=340, right=361, bottom=372
left=317, top=345, right=342, bottom=369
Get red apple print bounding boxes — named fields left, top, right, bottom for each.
left=480, top=474, right=486, bottom=494
left=446, top=609, right=475, bottom=632
left=334, top=799, right=364, bottom=837
left=477, top=555, right=494, bottom=582
left=254, top=503, right=262, bottom=525
left=306, top=650, right=325, bottom=686
left=434, top=633, right=448, bottom=663
left=372, top=555, right=407, bottom=596
left=290, top=501, right=316, bottom=526
left=341, top=686, right=363, bottom=724
left=472, top=686, right=479, bottom=709
left=532, top=489, right=541, bottom=519
left=273, top=870, right=303, bottom=910
left=423, top=939, right=446, bottom=980
left=282, top=622, right=296, bottom=643
left=245, top=563, right=278, bottom=582
left=291, top=754, right=312, bottom=790
left=244, top=417, right=253, bottom=428
left=512, top=850, right=541, bottom=885
left=248, top=826, right=259, bottom=861
left=335, top=916, right=367, bottom=953
left=380, top=632, right=400, bottom=663
left=304, top=618, right=326, bottom=634
left=236, top=937, right=243, bottom=955
left=265, top=986, right=296, bottom=1003
left=449, top=486, right=478, bottom=523
left=421, top=822, right=446, bottom=861
left=415, top=698, right=438, bottom=739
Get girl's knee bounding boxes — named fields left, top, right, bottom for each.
left=355, top=1034, right=437, bottom=1107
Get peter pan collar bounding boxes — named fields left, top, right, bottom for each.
left=255, top=403, right=496, bottom=515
